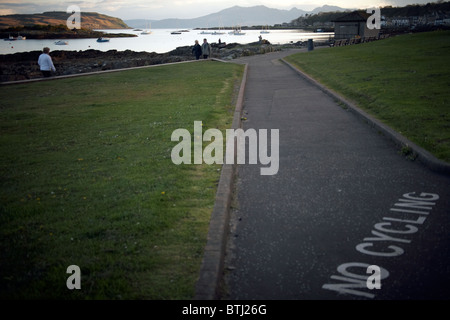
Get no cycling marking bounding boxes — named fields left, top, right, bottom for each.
left=323, top=192, right=440, bottom=299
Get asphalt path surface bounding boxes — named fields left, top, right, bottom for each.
left=222, top=49, right=450, bottom=300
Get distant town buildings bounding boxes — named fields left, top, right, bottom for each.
left=284, top=4, right=450, bottom=34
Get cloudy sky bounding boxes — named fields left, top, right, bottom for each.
left=0, top=1, right=435, bottom=20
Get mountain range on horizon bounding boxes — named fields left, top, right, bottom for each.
left=125, top=5, right=352, bottom=29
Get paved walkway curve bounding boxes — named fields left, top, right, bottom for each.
left=222, top=49, right=450, bottom=300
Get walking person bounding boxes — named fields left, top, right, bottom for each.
left=38, top=47, right=56, bottom=77
left=192, top=40, right=202, bottom=60
left=201, top=38, right=212, bottom=59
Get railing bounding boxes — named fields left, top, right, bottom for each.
left=331, top=34, right=390, bottom=47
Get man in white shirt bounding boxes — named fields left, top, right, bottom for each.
left=38, top=47, right=56, bottom=77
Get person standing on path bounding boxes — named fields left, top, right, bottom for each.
left=201, top=38, right=212, bottom=59
left=38, top=47, right=56, bottom=77
left=192, top=40, right=202, bottom=60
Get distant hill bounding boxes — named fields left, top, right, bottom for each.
left=126, top=5, right=308, bottom=29
left=310, top=5, right=352, bottom=14
left=0, top=11, right=129, bottom=29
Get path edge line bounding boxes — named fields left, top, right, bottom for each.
left=194, top=62, right=248, bottom=300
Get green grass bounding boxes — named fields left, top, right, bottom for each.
left=285, top=30, right=450, bottom=163
left=0, top=60, right=244, bottom=299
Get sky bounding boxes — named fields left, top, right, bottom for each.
left=0, top=0, right=437, bottom=20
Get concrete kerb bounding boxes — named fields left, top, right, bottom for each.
left=194, top=61, right=248, bottom=300
left=281, top=58, right=450, bottom=176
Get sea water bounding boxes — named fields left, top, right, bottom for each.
left=0, top=28, right=333, bottom=55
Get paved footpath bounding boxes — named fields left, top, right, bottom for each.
left=222, top=49, right=450, bottom=300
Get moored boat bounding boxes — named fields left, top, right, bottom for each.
left=141, top=21, right=152, bottom=35
left=4, top=33, right=26, bottom=41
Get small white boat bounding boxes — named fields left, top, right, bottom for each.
left=230, top=30, right=246, bottom=36
left=141, top=21, right=152, bottom=35
left=97, top=37, right=110, bottom=42
left=229, top=26, right=246, bottom=35
left=55, top=40, right=69, bottom=45
left=260, top=25, right=270, bottom=34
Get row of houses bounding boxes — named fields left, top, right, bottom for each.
left=385, top=15, right=450, bottom=27
left=282, top=10, right=450, bottom=39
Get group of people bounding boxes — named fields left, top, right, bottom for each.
left=37, top=38, right=213, bottom=79
left=192, top=38, right=212, bottom=60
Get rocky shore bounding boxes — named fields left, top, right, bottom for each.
left=0, top=40, right=306, bottom=82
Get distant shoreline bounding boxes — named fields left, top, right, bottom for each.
left=0, top=27, right=136, bottom=40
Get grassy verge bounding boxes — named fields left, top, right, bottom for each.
left=0, top=61, right=244, bottom=299
left=285, top=30, right=450, bottom=163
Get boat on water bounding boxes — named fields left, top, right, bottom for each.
left=55, top=40, right=69, bottom=45
left=229, top=26, right=246, bottom=36
left=141, top=21, right=152, bottom=35
left=260, top=25, right=270, bottom=34
left=211, top=26, right=226, bottom=35
left=229, top=30, right=246, bottom=35
left=97, top=37, right=110, bottom=42
left=4, top=33, right=26, bottom=41
left=211, top=17, right=226, bottom=36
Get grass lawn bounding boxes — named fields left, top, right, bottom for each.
left=285, top=30, right=450, bottom=163
left=0, top=60, right=244, bottom=299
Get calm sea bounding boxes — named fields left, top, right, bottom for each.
left=0, top=28, right=333, bottom=55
